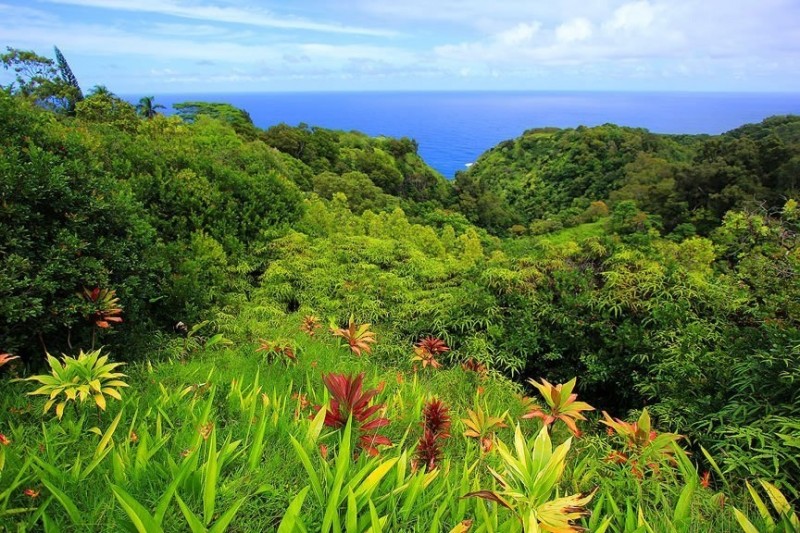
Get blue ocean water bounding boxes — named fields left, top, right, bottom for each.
left=148, top=92, right=800, bottom=178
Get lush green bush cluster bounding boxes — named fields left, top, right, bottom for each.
left=458, top=119, right=800, bottom=235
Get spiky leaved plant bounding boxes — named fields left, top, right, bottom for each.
left=256, top=339, right=297, bottom=365
left=412, top=336, right=449, bottom=369
left=600, top=408, right=682, bottom=477
left=462, top=403, right=508, bottom=453
left=416, top=398, right=451, bottom=470
left=522, top=377, right=594, bottom=437
left=412, top=346, right=443, bottom=369
left=465, top=425, right=595, bottom=532
left=0, top=353, right=19, bottom=370
left=461, top=358, right=488, bottom=376
left=23, top=349, right=128, bottom=419
left=81, top=287, right=123, bottom=329
left=318, top=372, right=390, bottom=456
left=416, top=336, right=450, bottom=356
left=330, top=316, right=376, bottom=356
left=300, top=315, right=321, bottom=337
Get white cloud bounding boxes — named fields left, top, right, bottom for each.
left=555, top=18, right=593, bottom=43
left=496, top=22, right=541, bottom=46
left=40, top=0, right=399, bottom=37
left=605, top=1, right=657, bottom=32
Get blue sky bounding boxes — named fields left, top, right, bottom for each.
left=1, top=0, right=799, bottom=93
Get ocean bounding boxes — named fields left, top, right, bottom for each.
left=146, top=92, right=800, bottom=178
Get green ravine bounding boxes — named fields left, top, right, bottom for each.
left=1, top=48, right=800, bottom=531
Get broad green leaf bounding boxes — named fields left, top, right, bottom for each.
left=110, top=484, right=164, bottom=533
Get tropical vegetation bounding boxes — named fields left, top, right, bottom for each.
left=1, top=46, right=798, bottom=531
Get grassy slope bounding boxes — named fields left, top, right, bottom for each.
left=0, top=312, right=749, bottom=531
left=0, top=317, right=528, bottom=531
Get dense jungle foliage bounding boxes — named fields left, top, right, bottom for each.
left=1, top=48, right=799, bottom=531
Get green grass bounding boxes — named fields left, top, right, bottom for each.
left=533, top=219, right=608, bottom=247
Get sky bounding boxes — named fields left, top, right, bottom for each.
left=1, top=0, right=799, bottom=93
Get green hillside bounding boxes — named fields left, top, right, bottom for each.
left=1, top=48, right=799, bottom=532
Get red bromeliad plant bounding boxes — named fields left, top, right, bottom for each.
left=522, top=377, right=594, bottom=437
left=600, top=408, right=682, bottom=477
left=331, top=316, right=377, bottom=356
left=81, top=287, right=123, bottom=329
left=318, top=372, right=391, bottom=456
left=416, top=398, right=451, bottom=470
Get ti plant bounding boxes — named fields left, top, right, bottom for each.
left=301, top=315, right=321, bottom=336
left=734, top=480, right=800, bottom=533
left=81, top=286, right=123, bottom=329
left=22, top=349, right=128, bottom=419
left=416, top=398, right=451, bottom=471
left=412, top=336, right=450, bottom=370
left=461, top=358, right=488, bottom=376
left=330, top=316, right=377, bottom=356
left=0, top=352, right=19, bottom=370
left=256, top=339, right=298, bottom=365
left=318, top=372, right=391, bottom=456
left=522, top=377, right=594, bottom=437
left=462, top=403, right=508, bottom=453
left=465, top=425, right=595, bottom=533
left=600, top=408, right=682, bottom=477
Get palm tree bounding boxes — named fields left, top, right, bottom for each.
left=88, top=85, right=114, bottom=97
left=136, top=96, right=166, bottom=119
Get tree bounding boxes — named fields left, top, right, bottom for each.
left=135, top=96, right=166, bottom=119
left=0, top=47, right=78, bottom=112
left=53, top=46, right=83, bottom=114
left=173, top=101, right=257, bottom=138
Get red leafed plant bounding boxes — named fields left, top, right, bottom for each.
left=256, top=340, right=297, bottom=365
left=318, top=372, right=390, bottom=456
left=81, top=287, right=123, bottom=329
left=331, top=316, right=376, bottom=356
left=416, top=398, right=451, bottom=470
left=461, top=358, right=488, bottom=376
left=522, top=377, right=594, bottom=437
left=412, top=336, right=450, bottom=370
left=416, top=336, right=450, bottom=356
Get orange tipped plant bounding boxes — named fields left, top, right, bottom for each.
left=461, top=358, right=488, bottom=376
left=600, top=408, right=682, bottom=474
left=462, top=403, right=508, bottom=453
left=0, top=353, right=19, bottom=369
left=81, top=287, right=123, bottom=329
left=330, top=316, right=376, bottom=356
left=522, top=377, right=594, bottom=437
left=256, top=339, right=297, bottom=365
left=412, top=336, right=449, bottom=369
left=318, top=372, right=390, bottom=456
left=300, top=315, right=321, bottom=337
